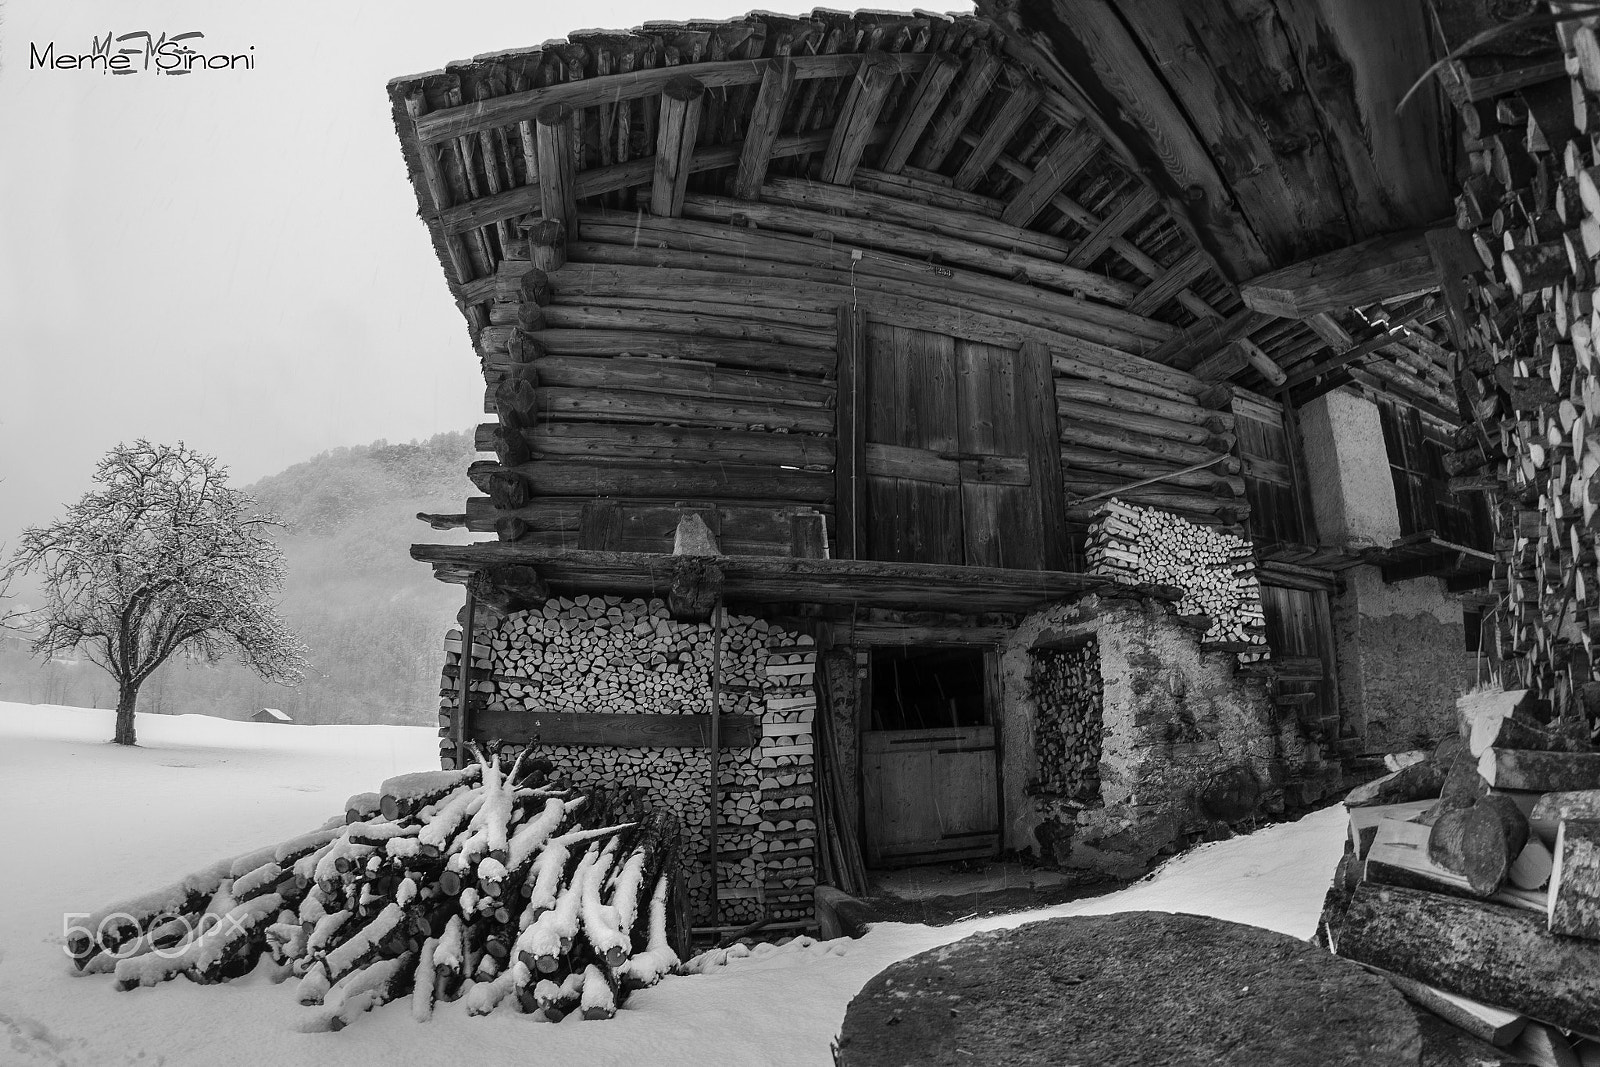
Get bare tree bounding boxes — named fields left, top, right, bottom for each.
left=5, top=441, right=308, bottom=745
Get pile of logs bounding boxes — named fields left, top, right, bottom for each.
left=68, top=750, right=684, bottom=1031
left=439, top=599, right=819, bottom=929
left=1029, top=641, right=1104, bottom=802
left=1086, top=498, right=1267, bottom=657
left=1320, top=687, right=1600, bottom=1059
left=1433, top=9, right=1600, bottom=733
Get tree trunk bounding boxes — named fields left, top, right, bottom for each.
left=114, top=681, right=139, bottom=746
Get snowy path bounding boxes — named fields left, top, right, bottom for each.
left=0, top=703, right=1347, bottom=1067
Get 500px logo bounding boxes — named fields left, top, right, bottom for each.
left=29, top=31, right=256, bottom=74
left=62, top=911, right=247, bottom=960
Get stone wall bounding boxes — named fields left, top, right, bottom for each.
left=438, top=596, right=817, bottom=927
left=1333, top=567, right=1467, bottom=752
left=1000, top=595, right=1285, bottom=877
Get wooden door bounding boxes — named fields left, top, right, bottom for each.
left=1261, top=584, right=1341, bottom=742
left=861, top=322, right=1066, bottom=569
left=861, top=726, right=999, bottom=866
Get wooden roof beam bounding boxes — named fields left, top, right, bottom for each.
left=650, top=76, right=705, bottom=219
left=1000, top=124, right=1100, bottom=227
left=952, top=82, right=1041, bottom=190
left=1067, top=185, right=1157, bottom=268
left=1240, top=229, right=1440, bottom=319
left=913, top=47, right=1002, bottom=170
left=819, top=52, right=901, bottom=185
left=732, top=58, right=796, bottom=200
left=877, top=52, right=961, bottom=174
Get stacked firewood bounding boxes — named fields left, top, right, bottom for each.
left=1320, top=687, right=1600, bottom=1058
left=1433, top=12, right=1600, bottom=731
left=68, top=751, right=683, bottom=1031
left=1029, top=641, right=1104, bottom=802
left=1085, top=498, right=1267, bottom=656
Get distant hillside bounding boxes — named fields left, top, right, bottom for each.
left=0, top=432, right=477, bottom=725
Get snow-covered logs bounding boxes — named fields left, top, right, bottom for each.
left=1029, top=640, right=1104, bottom=803
left=1085, top=499, right=1268, bottom=660
left=439, top=595, right=817, bottom=928
left=68, top=750, right=684, bottom=1031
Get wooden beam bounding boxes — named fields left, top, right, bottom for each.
left=1067, top=185, right=1158, bottom=268
left=1240, top=229, right=1440, bottom=319
left=878, top=52, right=961, bottom=174
left=1000, top=124, right=1100, bottom=228
left=651, top=76, right=705, bottom=218
left=913, top=47, right=1003, bottom=170
left=836, top=305, right=866, bottom=561
left=535, top=103, right=577, bottom=239
left=953, top=82, right=1042, bottom=190
left=1284, top=326, right=1408, bottom=390
left=733, top=58, right=796, bottom=200
left=470, top=708, right=759, bottom=749
left=411, top=543, right=1185, bottom=614
left=820, top=52, right=901, bottom=185
left=1126, top=248, right=1209, bottom=316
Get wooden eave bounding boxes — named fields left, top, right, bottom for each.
left=410, top=543, right=1182, bottom=614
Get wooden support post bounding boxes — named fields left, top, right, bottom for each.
left=1000, top=124, right=1100, bottom=227
left=878, top=52, right=961, bottom=174
left=733, top=58, right=795, bottom=200
left=819, top=52, right=900, bottom=185
left=454, top=587, right=476, bottom=769
left=707, top=599, right=724, bottom=927
left=651, top=76, right=705, bottom=219
left=535, top=104, right=577, bottom=240
left=528, top=219, right=567, bottom=272
left=953, top=82, right=1043, bottom=190
left=835, top=304, right=866, bottom=560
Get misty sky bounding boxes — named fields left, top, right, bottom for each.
left=0, top=0, right=959, bottom=554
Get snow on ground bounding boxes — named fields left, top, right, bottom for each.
left=0, top=702, right=1348, bottom=1067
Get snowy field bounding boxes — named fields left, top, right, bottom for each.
left=0, top=702, right=1348, bottom=1067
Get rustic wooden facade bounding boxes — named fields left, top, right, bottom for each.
left=387, top=5, right=1514, bottom=919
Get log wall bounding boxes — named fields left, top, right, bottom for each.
left=437, top=596, right=817, bottom=927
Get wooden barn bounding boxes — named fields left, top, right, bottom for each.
left=386, top=3, right=1511, bottom=933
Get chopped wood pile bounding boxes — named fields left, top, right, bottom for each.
left=439, top=597, right=818, bottom=928
left=1435, top=11, right=1600, bottom=731
left=1320, top=687, right=1600, bottom=1058
left=1029, top=640, right=1103, bottom=803
left=67, top=750, right=683, bottom=1031
left=1085, top=498, right=1267, bottom=659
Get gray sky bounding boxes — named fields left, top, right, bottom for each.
left=2, top=0, right=955, bottom=551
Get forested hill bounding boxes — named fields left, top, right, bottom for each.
left=0, top=432, right=477, bottom=725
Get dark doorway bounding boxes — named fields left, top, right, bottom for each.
left=868, top=646, right=986, bottom=731
left=862, top=646, right=1000, bottom=867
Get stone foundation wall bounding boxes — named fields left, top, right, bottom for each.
left=1001, top=595, right=1287, bottom=877
left=438, top=595, right=817, bottom=927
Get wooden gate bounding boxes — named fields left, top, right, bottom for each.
left=860, top=322, right=1067, bottom=569
left=861, top=726, right=999, bottom=866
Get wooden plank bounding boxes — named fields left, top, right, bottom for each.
left=845, top=622, right=1012, bottom=646
left=1113, top=0, right=1356, bottom=262
left=1126, top=249, right=1211, bottom=316
left=504, top=328, right=834, bottom=377
left=864, top=443, right=961, bottom=485
left=650, top=76, right=705, bottom=219
left=878, top=52, right=962, bottom=174
left=535, top=104, right=578, bottom=240
left=733, top=58, right=796, bottom=200
left=999, top=124, right=1101, bottom=228
left=836, top=305, right=865, bottom=561
left=413, top=543, right=1184, bottom=613
left=953, top=82, right=1042, bottom=190
left=537, top=304, right=834, bottom=349
left=494, top=354, right=834, bottom=407
left=474, top=458, right=833, bottom=503
left=819, top=51, right=900, bottom=185
left=412, top=52, right=935, bottom=145
left=534, top=387, right=834, bottom=433
left=959, top=340, right=1044, bottom=569
left=471, top=709, right=760, bottom=749
left=913, top=48, right=1003, bottom=170
left=1241, top=230, right=1441, bottom=319
left=483, top=423, right=835, bottom=469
